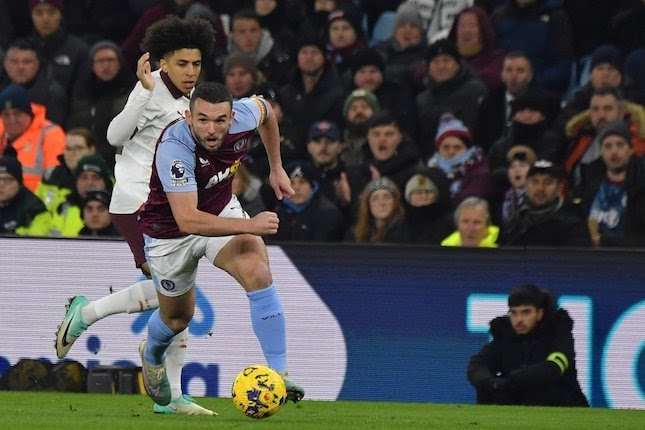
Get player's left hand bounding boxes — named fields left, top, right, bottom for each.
left=269, top=167, right=294, bottom=201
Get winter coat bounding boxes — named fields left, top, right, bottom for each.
left=467, top=308, right=589, bottom=407
left=0, top=185, right=51, bottom=236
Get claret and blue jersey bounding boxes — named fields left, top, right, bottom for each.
left=139, top=97, right=268, bottom=238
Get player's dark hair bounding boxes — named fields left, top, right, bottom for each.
left=508, top=284, right=554, bottom=309
left=140, top=15, right=216, bottom=62
left=190, top=82, right=233, bottom=109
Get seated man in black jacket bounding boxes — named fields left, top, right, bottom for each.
left=467, top=284, right=589, bottom=407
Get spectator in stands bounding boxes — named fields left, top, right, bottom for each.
left=401, top=167, right=453, bottom=245
left=488, top=86, right=563, bottom=174
left=0, top=156, right=51, bottom=236
left=475, top=50, right=534, bottom=150
left=78, top=189, right=120, bottom=237
left=325, top=3, right=367, bottom=84
left=49, top=154, right=113, bottom=237
left=495, top=144, right=536, bottom=225
left=122, top=0, right=226, bottom=71
left=376, top=2, right=428, bottom=95
left=348, top=111, right=422, bottom=204
left=441, top=196, right=499, bottom=247
left=427, top=113, right=493, bottom=207
left=578, top=120, right=645, bottom=248
left=305, top=120, right=351, bottom=216
left=0, top=85, right=65, bottom=192
left=348, top=176, right=407, bottom=243
left=405, top=0, right=474, bottom=43
left=28, top=0, right=89, bottom=97
left=416, top=38, right=488, bottom=158
left=279, top=37, right=345, bottom=149
left=447, top=5, right=507, bottom=90
left=36, top=127, right=96, bottom=212
left=66, top=40, right=134, bottom=170
left=499, top=160, right=592, bottom=247
left=467, top=283, right=589, bottom=406
left=271, top=160, right=345, bottom=242
left=1, top=38, right=68, bottom=125
left=341, top=88, right=380, bottom=166
left=255, top=0, right=298, bottom=56
left=564, top=86, right=645, bottom=194
left=222, top=53, right=261, bottom=100
left=232, top=163, right=267, bottom=217
left=491, top=0, right=574, bottom=97
left=348, top=47, right=418, bottom=140
left=244, top=82, right=299, bottom=177
left=557, top=44, right=624, bottom=134
left=212, top=9, right=291, bottom=86
left=61, top=0, right=136, bottom=46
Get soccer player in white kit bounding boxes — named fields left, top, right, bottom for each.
left=55, top=16, right=217, bottom=415
left=137, top=81, right=304, bottom=407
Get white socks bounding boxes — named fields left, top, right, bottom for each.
left=81, top=279, right=159, bottom=325
left=166, top=328, right=189, bottom=401
left=79, top=279, right=188, bottom=401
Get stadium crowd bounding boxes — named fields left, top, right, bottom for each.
left=1, top=0, right=644, bottom=247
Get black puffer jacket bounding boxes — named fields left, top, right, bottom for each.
left=467, top=307, right=589, bottom=406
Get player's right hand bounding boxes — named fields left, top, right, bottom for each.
left=137, top=52, right=155, bottom=91
left=249, top=211, right=279, bottom=236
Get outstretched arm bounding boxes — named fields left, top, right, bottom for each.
left=256, top=99, right=294, bottom=201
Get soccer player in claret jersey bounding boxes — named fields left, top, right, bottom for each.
left=55, top=15, right=217, bottom=415
left=137, top=81, right=304, bottom=407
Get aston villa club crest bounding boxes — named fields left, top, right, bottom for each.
left=233, top=138, right=248, bottom=152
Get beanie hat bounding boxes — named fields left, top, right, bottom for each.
left=297, top=36, right=326, bottom=56
left=598, top=119, right=632, bottom=145
left=29, top=0, right=63, bottom=11
left=343, top=88, right=380, bottom=118
left=328, top=4, right=364, bottom=39
left=285, top=160, right=317, bottom=186
left=89, top=40, right=124, bottom=65
left=511, top=87, right=559, bottom=123
left=308, top=120, right=342, bottom=141
left=82, top=189, right=111, bottom=210
left=590, top=44, right=623, bottom=71
left=394, top=3, right=424, bottom=31
left=404, top=174, right=438, bottom=202
left=434, top=113, right=472, bottom=148
left=506, top=145, right=537, bottom=165
left=351, top=48, right=385, bottom=75
left=527, top=159, right=565, bottom=180
left=0, top=85, right=33, bottom=116
left=223, top=53, right=257, bottom=77
left=426, top=38, right=460, bottom=63
left=0, top=156, right=23, bottom=184
left=74, top=155, right=113, bottom=190
left=366, top=177, right=398, bottom=196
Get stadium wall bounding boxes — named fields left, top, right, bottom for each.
left=0, top=237, right=643, bottom=409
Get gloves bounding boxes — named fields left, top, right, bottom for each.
left=486, top=376, right=516, bottom=393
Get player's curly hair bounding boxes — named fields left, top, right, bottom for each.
left=140, top=15, right=216, bottom=62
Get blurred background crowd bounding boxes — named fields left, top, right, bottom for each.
left=0, top=0, right=643, bottom=247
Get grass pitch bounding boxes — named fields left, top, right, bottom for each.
left=0, top=391, right=643, bottom=429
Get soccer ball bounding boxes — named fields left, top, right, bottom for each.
left=231, top=364, right=287, bottom=419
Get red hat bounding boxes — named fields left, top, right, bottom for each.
left=434, top=113, right=472, bottom=148
left=29, top=0, right=64, bottom=12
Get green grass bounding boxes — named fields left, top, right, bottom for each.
left=0, top=392, right=643, bottom=429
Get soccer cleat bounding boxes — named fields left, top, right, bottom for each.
left=279, top=372, right=305, bottom=403
left=152, top=394, right=217, bottom=416
left=139, top=340, right=171, bottom=406
left=55, top=296, right=91, bottom=359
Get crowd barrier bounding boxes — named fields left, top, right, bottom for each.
left=0, top=237, right=643, bottom=408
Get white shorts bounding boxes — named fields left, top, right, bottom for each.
left=144, top=195, right=248, bottom=297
